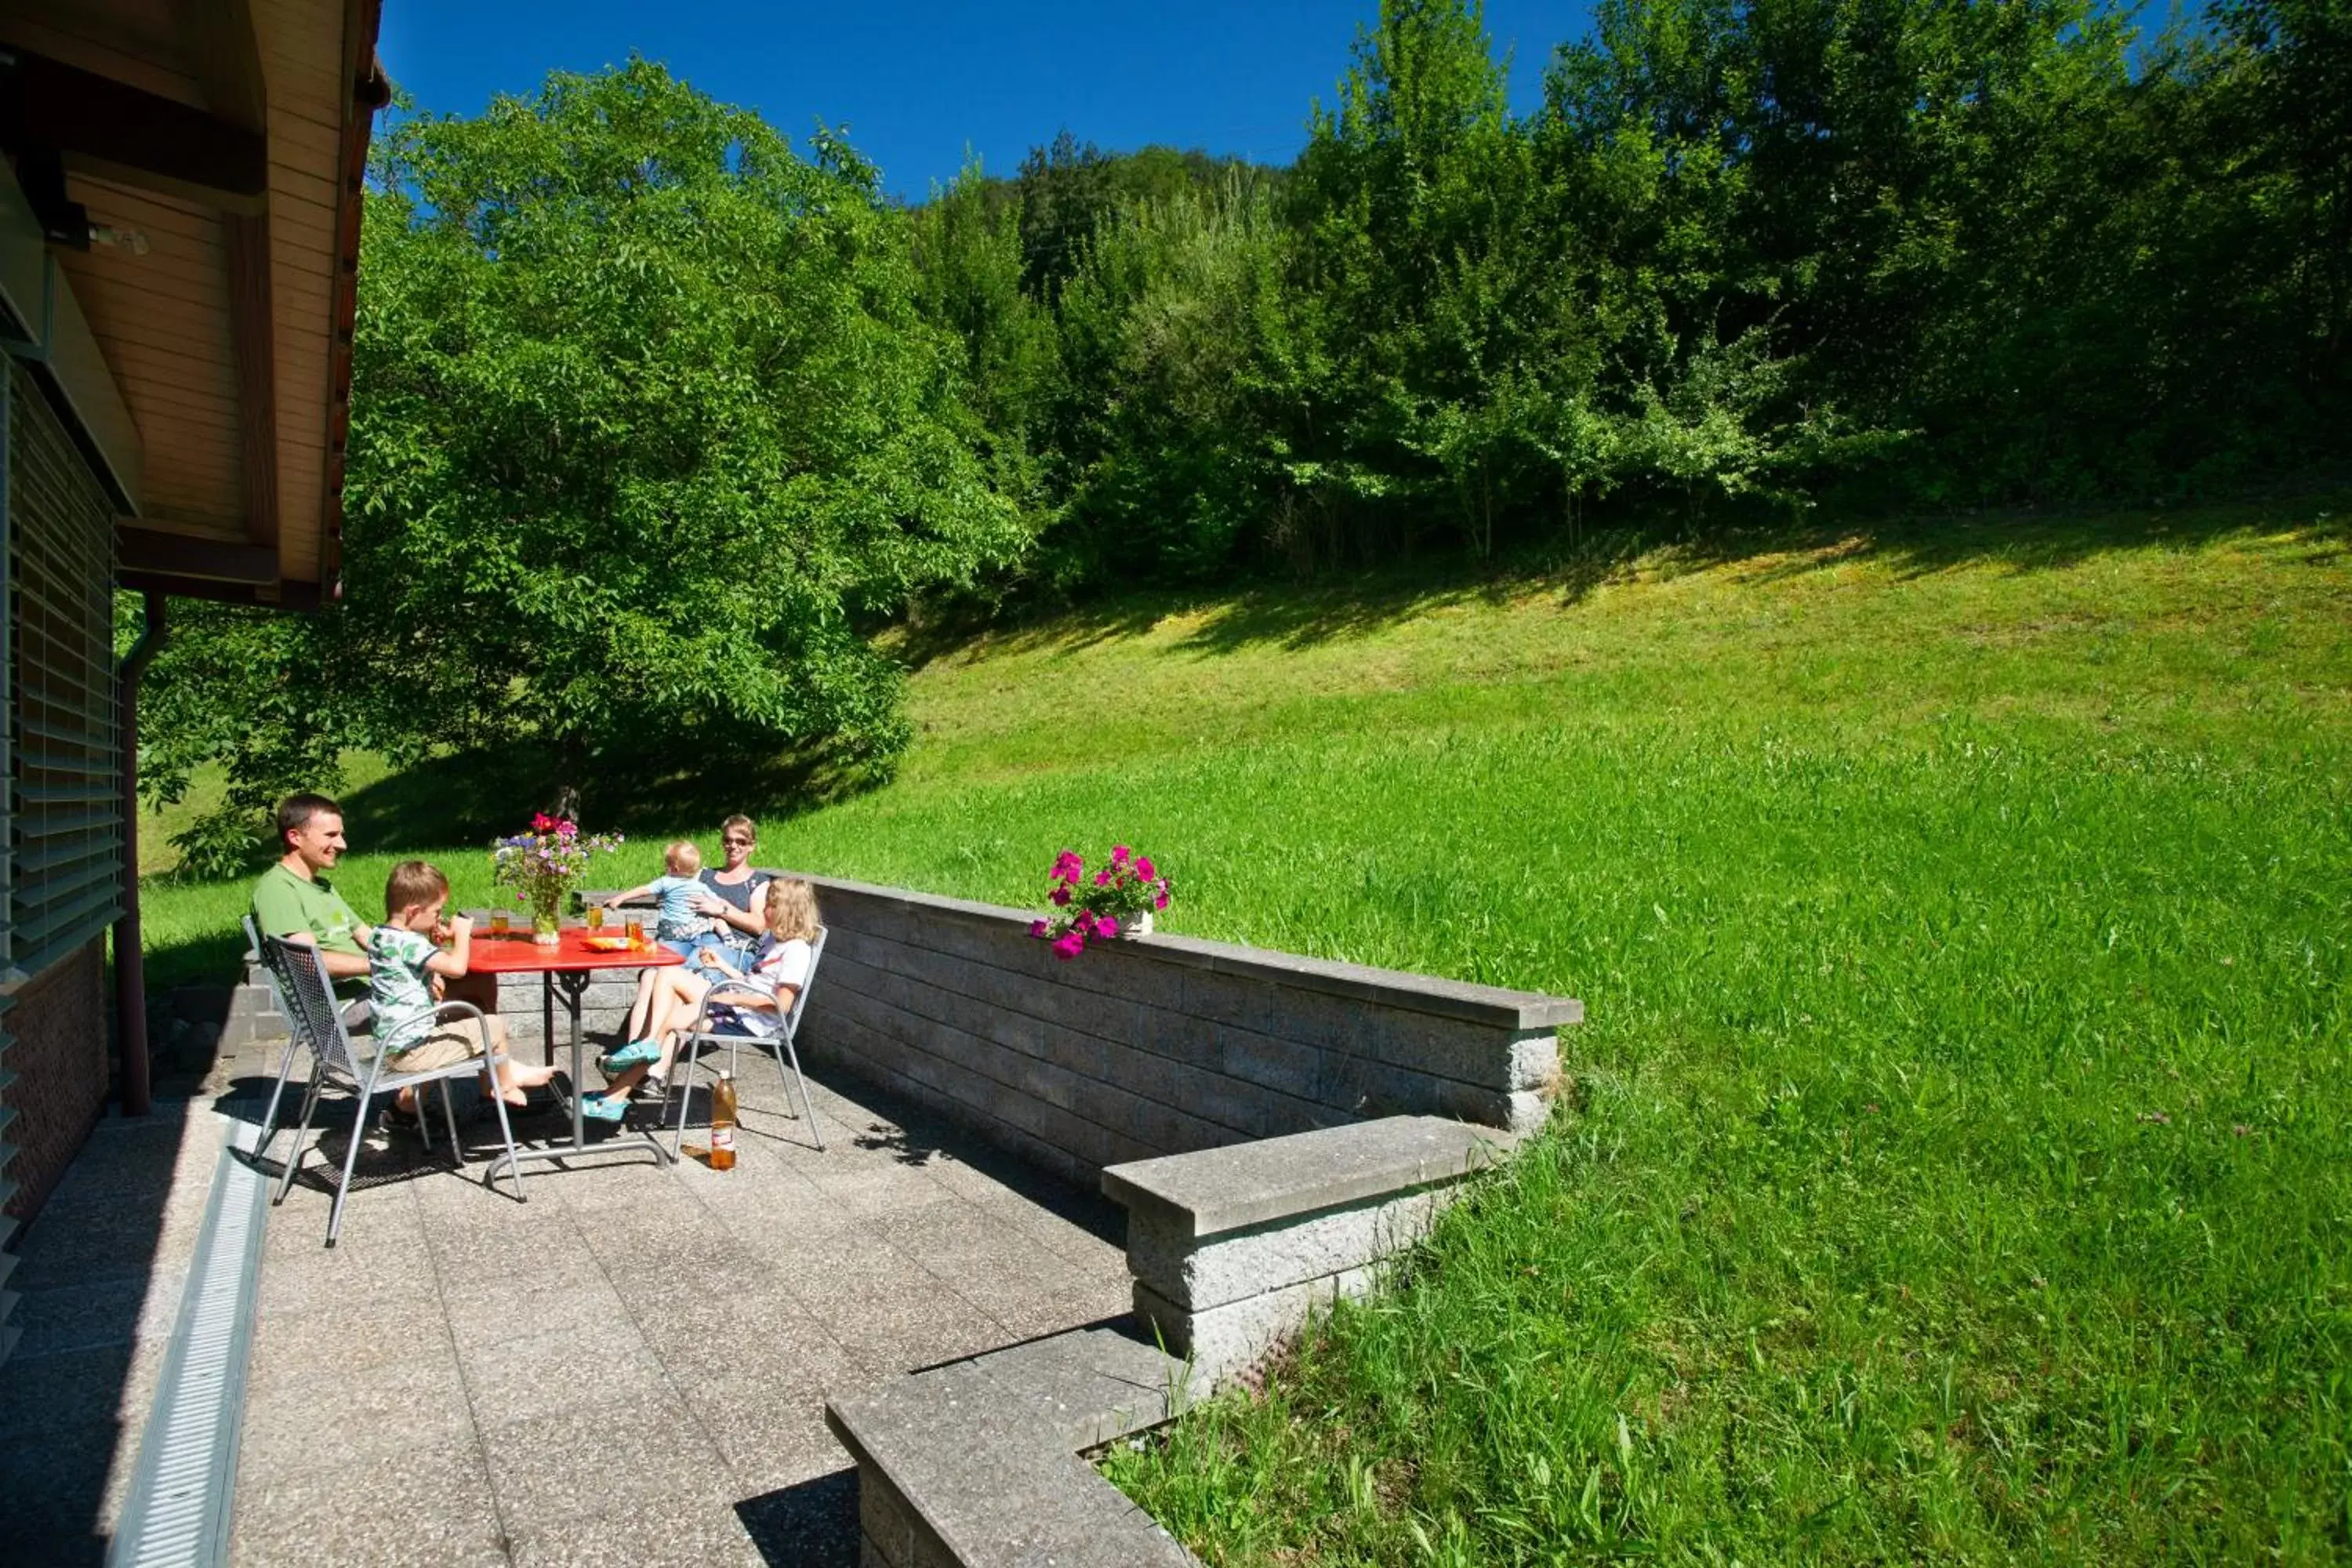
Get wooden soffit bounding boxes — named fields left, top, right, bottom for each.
left=0, top=0, right=387, bottom=608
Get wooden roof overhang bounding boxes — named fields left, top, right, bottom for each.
left=0, top=0, right=387, bottom=608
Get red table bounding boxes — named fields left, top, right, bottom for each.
left=466, top=924, right=683, bottom=1173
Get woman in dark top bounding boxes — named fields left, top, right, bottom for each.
left=615, top=815, right=769, bottom=1051
left=688, top=813, right=770, bottom=962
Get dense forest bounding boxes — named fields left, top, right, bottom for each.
left=139, top=0, right=2350, bottom=870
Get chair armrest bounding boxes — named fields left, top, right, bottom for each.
left=684, top=985, right=774, bottom=1035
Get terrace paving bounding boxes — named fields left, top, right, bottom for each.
left=5, top=1025, right=1134, bottom=1567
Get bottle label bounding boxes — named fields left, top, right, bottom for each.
left=712, top=1127, right=735, bottom=1151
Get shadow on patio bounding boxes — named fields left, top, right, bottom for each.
left=225, top=1025, right=1131, bottom=1568
left=0, top=1103, right=220, bottom=1568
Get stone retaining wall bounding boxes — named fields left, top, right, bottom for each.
left=481, top=972, right=639, bottom=1058
left=2, top=940, right=110, bottom=1222
left=788, top=874, right=1580, bottom=1189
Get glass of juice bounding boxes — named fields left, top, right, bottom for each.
left=586, top=904, right=605, bottom=932
left=489, top=910, right=510, bottom=937
left=625, top=916, right=644, bottom=949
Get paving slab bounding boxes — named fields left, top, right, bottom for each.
left=0, top=1101, right=229, bottom=1564
left=11, top=1015, right=1134, bottom=1566
left=227, top=1039, right=1131, bottom=1566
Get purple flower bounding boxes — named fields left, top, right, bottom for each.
left=1050, top=886, right=1072, bottom=907
left=1029, top=920, right=1049, bottom=938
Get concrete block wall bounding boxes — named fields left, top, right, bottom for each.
left=789, top=873, right=1581, bottom=1189
left=481, top=973, right=639, bottom=1059
left=230, top=946, right=637, bottom=1062
left=1104, top=1116, right=1503, bottom=1389
left=1, top=940, right=110, bottom=1223
left=221, top=960, right=286, bottom=1051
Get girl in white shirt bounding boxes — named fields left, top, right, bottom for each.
left=586, top=879, right=819, bottom=1120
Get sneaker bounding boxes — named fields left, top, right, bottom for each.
left=598, top=1039, right=662, bottom=1074
left=382, top=1100, right=422, bottom=1131
left=632, top=1073, right=668, bottom=1102
left=580, top=1094, right=630, bottom=1125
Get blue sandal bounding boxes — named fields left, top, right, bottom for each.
left=580, top=1094, right=630, bottom=1124
left=597, top=1039, right=662, bottom=1074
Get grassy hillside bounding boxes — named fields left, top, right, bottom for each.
left=140, top=499, right=2350, bottom=1559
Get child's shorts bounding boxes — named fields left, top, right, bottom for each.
left=700, top=1002, right=774, bottom=1040
left=664, top=935, right=739, bottom=977
left=382, top=1014, right=509, bottom=1073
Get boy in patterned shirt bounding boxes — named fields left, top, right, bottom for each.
left=368, top=861, right=557, bottom=1112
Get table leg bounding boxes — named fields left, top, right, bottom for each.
left=485, top=962, right=675, bottom=1178
left=561, top=971, right=583, bottom=1148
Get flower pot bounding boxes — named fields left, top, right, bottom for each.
left=531, top=905, right=563, bottom=947
left=1124, top=910, right=1153, bottom=936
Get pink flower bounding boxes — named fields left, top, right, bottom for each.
left=1154, top=891, right=1171, bottom=909
left=1029, top=920, right=1049, bottom=938
left=1050, top=886, right=1071, bottom=907
left=1135, top=856, right=1156, bottom=880
left=1051, top=931, right=1086, bottom=960
left=532, top=812, right=554, bottom=832
left=1096, top=915, right=1121, bottom=939
left=1111, top=844, right=1131, bottom=866
left=1094, top=869, right=1112, bottom=887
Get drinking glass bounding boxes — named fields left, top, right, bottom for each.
left=625, top=916, right=644, bottom=949
left=586, top=904, right=605, bottom=932
left=489, top=910, right=510, bottom=937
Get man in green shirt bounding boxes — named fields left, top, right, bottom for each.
left=250, top=793, right=369, bottom=982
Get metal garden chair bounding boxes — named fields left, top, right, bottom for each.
left=249, top=916, right=378, bottom=1166
left=254, top=930, right=527, bottom=1245
left=669, top=927, right=828, bottom=1155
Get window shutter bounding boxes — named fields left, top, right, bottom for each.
left=6, top=361, right=122, bottom=983
left=0, top=359, right=125, bottom=1367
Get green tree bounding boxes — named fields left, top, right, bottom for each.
left=145, top=61, right=1027, bottom=870
left=1051, top=176, right=1309, bottom=579
left=908, top=161, right=1059, bottom=532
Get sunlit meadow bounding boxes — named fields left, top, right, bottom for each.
left=142, top=500, right=2352, bottom=1559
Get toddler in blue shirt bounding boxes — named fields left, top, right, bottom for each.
left=605, top=840, right=720, bottom=949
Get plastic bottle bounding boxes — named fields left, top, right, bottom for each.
left=709, top=1072, right=738, bottom=1171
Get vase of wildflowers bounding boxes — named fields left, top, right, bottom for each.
left=1029, top=845, right=1171, bottom=960
left=492, top=814, right=623, bottom=947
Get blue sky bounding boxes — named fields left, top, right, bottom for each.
left=376, top=1, right=1600, bottom=200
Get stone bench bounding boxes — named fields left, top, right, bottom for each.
left=828, top=1116, right=1514, bottom=1566
left=1102, top=1115, right=1508, bottom=1388
left=827, top=1326, right=1202, bottom=1568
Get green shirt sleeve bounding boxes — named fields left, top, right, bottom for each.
left=252, top=868, right=365, bottom=955
left=251, top=869, right=307, bottom=942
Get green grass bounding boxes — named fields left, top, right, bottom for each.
left=139, top=499, right=2352, bottom=1558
